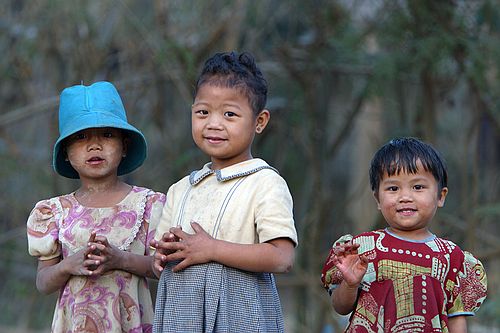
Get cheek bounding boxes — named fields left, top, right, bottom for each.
left=378, top=196, right=395, bottom=208
left=65, top=146, right=82, bottom=161
left=191, top=120, right=203, bottom=136
left=109, top=144, right=125, bottom=158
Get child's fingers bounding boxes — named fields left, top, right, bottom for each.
left=87, top=231, right=97, bottom=243
left=79, top=268, right=95, bottom=276
left=87, top=252, right=107, bottom=263
left=88, top=242, right=106, bottom=250
left=333, top=245, right=349, bottom=256
left=162, top=232, right=176, bottom=243
left=359, top=254, right=369, bottom=265
left=82, top=258, right=100, bottom=273
left=169, top=227, right=188, bottom=240
left=164, top=249, right=187, bottom=264
left=157, top=239, right=183, bottom=252
left=93, top=235, right=109, bottom=246
left=190, top=222, right=207, bottom=234
left=154, top=251, right=167, bottom=262
left=87, top=242, right=106, bottom=255
left=337, top=243, right=360, bottom=255
left=153, top=262, right=164, bottom=273
left=83, top=245, right=94, bottom=257
left=171, top=259, right=190, bottom=272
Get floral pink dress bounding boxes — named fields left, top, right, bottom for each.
left=27, top=186, right=165, bottom=333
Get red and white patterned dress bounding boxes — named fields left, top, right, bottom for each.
left=321, top=229, right=487, bottom=333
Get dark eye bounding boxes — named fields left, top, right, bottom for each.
left=414, top=185, right=425, bottom=190
left=387, top=186, right=398, bottom=192
left=103, top=131, right=113, bottom=138
left=195, top=109, right=208, bottom=115
left=224, top=111, right=236, bottom=117
left=74, top=132, right=86, bottom=140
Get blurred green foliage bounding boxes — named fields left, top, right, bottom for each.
left=0, top=1, right=498, bottom=332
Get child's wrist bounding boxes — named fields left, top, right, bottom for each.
left=116, top=251, right=127, bottom=271
left=342, top=280, right=360, bottom=290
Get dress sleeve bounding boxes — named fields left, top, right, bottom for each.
left=143, top=191, right=166, bottom=256
left=448, top=250, right=488, bottom=317
left=153, top=183, right=176, bottom=244
left=26, top=198, right=63, bottom=260
left=321, top=234, right=354, bottom=295
left=254, top=171, right=298, bottom=246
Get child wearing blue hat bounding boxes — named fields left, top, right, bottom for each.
left=150, top=51, right=298, bottom=332
left=27, top=81, right=166, bottom=332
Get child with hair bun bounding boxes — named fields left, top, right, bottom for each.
left=151, top=51, right=298, bottom=333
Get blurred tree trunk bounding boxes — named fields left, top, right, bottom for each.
left=346, top=98, right=383, bottom=234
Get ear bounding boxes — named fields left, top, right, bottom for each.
left=255, top=109, right=270, bottom=134
left=372, top=191, right=381, bottom=210
left=437, top=187, right=448, bottom=208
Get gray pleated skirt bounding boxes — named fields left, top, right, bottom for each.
left=153, top=261, right=285, bottom=333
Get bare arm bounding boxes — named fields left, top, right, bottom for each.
left=331, top=281, right=359, bottom=315
left=448, top=316, right=467, bottom=333
left=159, top=222, right=295, bottom=273
left=36, top=247, right=96, bottom=294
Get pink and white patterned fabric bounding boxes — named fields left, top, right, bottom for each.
left=27, top=186, right=165, bottom=333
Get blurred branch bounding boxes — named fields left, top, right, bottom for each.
left=327, top=81, right=369, bottom=156
left=0, top=97, right=58, bottom=127
left=0, top=227, right=25, bottom=245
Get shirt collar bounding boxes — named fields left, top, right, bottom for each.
left=189, top=158, right=277, bottom=185
left=384, top=228, right=436, bottom=243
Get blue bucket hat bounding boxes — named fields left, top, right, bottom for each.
left=53, top=81, right=147, bottom=179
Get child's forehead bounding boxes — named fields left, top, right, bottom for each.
left=194, top=83, right=252, bottom=105
left=197, top=80, right=248, bottom=95
left=381, top=164, right=435, bottom=181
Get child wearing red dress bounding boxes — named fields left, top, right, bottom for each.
left=321, top=137, right=487, bottom=333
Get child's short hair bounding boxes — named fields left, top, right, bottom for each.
left=194, top=51, right=267, bottom=115
left=369, top=137, right=448, bottom=193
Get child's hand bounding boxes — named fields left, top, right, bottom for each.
left=62, top=245, right=100, bottom=276
left=161, top=222, right=215, bottom=272
left=150, top=231, right=178, bottom=277
left=86, top=235, right=124, bottom=276
left=85, top=231, right=100, bottom=271
left=331, top=241, right=368, bottom=288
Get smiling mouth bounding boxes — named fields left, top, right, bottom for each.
left=205, top=136, right=226, bottom=143
left=397, top=208, right=417, bottom=214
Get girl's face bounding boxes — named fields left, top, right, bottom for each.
left=191, top=84, right=269, bottom=170
left=65, top=127, right=126, bottom=180
left=374, top=160, right=448, bottom=240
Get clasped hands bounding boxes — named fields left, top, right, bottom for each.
left=150, top=221, right=215, bottom=277
left=82, top=231, right=122, bottom=276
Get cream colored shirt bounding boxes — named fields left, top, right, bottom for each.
left=155, top=158, right=298, bottom=246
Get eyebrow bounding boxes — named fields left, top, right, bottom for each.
left=382, top=175, right=432, bottom=183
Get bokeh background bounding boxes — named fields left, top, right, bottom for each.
left=0, top=1, right=498, bottom=332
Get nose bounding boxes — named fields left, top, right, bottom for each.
left=206, top=113, right=224, bottom=130
left=87, top=132, right=102, bottom=151
left=398, top=188, right=413, bottom=202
